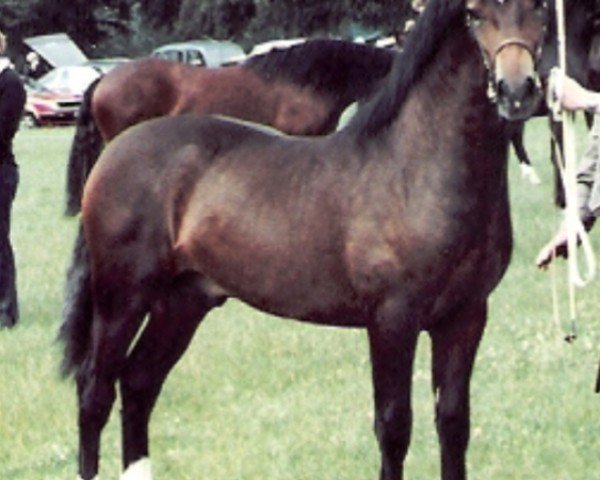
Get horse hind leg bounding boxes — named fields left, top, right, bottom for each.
left=367, top=298, right=420, bottom=480
left=77, top=290, right=150, bottom=480
left=429, top=301, right=487, bottom=480
left=119, top=272, right=224, bottom=479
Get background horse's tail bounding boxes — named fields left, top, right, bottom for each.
left=58, top=225, right=93, bottom=377
left=64, top=77, right=103, bottom=216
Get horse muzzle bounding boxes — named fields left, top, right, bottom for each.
left=492, top=40, right=542, bottom=121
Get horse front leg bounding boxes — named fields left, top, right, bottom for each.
left=367, top=299, right=420, bottom=480
left=429, top=301, right=487, bottom=480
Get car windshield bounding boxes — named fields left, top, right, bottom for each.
left=24, top=77, right=50, bottom=92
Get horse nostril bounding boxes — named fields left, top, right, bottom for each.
left=525, top=76, right=536, bottom=95
left=496, top=79, right=508, bottom=97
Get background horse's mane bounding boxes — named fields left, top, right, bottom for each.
left=347, top=0, right=466, bottom=139
left=540, top=0, right=598, bottom=77
left=243, top=38, right=395, bottom=97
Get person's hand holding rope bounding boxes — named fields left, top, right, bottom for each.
left=536, top=72, right=600, bottom=270
left=550, top=70, right=600, bottom=114
left=536, top=225, right=570, bottom=269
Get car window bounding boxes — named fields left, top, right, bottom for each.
left=187, top=50, right=206, bottom=66
left=159, top=50, right=181, bottom=62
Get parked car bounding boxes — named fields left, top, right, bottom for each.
left=23, top=79, right=83, bottom=127
left=24, top=33, right=128, bottom=91
left=151, top=39, right=245, bottom=67
left=21, top=34, right=129, bottom=127
left=34, top=65, right=100, bottom=96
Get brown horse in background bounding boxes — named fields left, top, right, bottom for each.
left=64, top=39, right=396, bottom=215
left=60, top=0, right=547, bottom=479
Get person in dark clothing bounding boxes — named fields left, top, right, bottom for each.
left=0, top=30, right=26, bottom=328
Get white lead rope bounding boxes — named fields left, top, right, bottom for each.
left=548, top=0, right=596, bottom=337
left=549, top=69, right=597, bottom=288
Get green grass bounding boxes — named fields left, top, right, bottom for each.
left=0, top=120, right=599, bottom=479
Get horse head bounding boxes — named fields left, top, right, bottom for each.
left=467, top=0, right=547, bottom=120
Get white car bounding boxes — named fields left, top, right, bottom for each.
left=36, top=65, right=100, bottom=96
left=151, top=39, right=245, bottom=67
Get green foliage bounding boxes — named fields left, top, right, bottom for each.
left=0, top=119, right=598, bottom=479
left=0, top=0, right=132, bottom=58
left=138, top=0, right=183, bottom=27
left=0, top=1, right=415, bottom=60
left=177, top=0, right=257, bottom=42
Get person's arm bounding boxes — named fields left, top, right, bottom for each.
left=0, top=72, right=26, bottom=161
left=535, top=98, right=600, bottom=269
left=555, top=74, right=600, bottom=114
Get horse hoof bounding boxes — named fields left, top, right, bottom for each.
left=121, top=458, right=152, bottom=480
left=520, top=164, right=541, bottom=185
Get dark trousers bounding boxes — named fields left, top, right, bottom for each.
left=0, top=162, right=18, bottom=327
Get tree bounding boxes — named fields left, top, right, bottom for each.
left=0, top=0, right=132, bottom=57
left=0, top=0, right=414, bottom=62
left=138, top=0, right=183, bottom=28
left=174, top=0, right=413, bottom=47
left=177, top=0, right=256, bottom=41
left=348, top=0, right=413, bottom=36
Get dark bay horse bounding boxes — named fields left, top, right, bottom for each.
left=60, top=0, right=546, bottom=479
left=64, top=39, right=396, bottom=215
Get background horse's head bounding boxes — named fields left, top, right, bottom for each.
left=467, top=0, right=547, bottom=120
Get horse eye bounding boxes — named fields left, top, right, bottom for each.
left=466, top=8, right=483, bottom=26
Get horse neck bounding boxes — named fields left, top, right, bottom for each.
left=245, top=41, right=394, bottom=107
left=382, top=26, right=509, bottom=191
left=332, top=47, right=395, bottom=103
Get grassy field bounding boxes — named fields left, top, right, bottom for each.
left=0, top=120, right=598, bottom=480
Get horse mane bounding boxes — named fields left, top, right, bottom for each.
left=539, top=0, right=596, bottom=80
left=243, top=39, right=396, bottom=99
left=347, top=0, right=467, bottom=139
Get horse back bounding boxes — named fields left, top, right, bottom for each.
left=91, top=58, right=192, bottom=140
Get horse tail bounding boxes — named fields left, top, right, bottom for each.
left=65, top=77, right=103, bottom=216
left=58, top=225, right=93, bottom=378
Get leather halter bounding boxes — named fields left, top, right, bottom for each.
left=482, top=36, right=541, bottom=102
left=492, top=37, right=538, bottom=64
